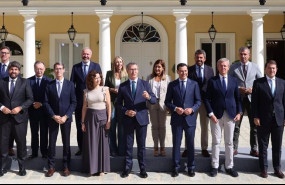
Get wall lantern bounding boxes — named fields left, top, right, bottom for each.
left=67, top=12, right=77, bottom=43
left=208, top=12, right=217, bottom=42
left=36, top=40, right=42, bottom=54
left=138, top=12, right=146, bottom=42
left=0, top=13, right=9, bottom=47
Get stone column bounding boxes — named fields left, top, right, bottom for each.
left=173, top=9, right=191, bottom=78
left=95, top=10, right=113, bottom=79
left=19, top=10, right=37, bottom=78
left=249, top=9, right=269, bottom=76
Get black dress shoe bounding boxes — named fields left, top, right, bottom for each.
left=0, top=171, right=4, bottom=177
left=188, top=170, right=195, bottom=177
left=139, top=170, right=148, bottom=179
left=225, top=168, right=239, bottom=177
left=210, top=168, right=218, bottom=177
left=121, top=170, right=130, bottom=178
left=171, top=170, right=179, bottom=177
left=19, top=169, right=27, bottom=176
left=42, top=155, right=48, bottom=159
left=28, top=154, right=38, bottom=159
left=75, top=150, right=82, bottom=156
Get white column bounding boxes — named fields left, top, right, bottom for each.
left=19, top=10, right=37, bottom=78
left=248, top=9, right=269, bottom=76
left=173, top=9, right=191, bottom=78
left=95, top=10, right=113, bottom=79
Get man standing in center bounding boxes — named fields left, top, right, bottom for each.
left=70, top=48, right=102, bottom=156
left=116, top=63, right=156, bottom=179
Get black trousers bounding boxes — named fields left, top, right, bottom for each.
left=48, top=120, right=71, bottom=169
left=257, top=118, right=284, bottom=171
left=0, top=118, right=27, bottom=170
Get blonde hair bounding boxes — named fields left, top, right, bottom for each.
left=112, top=56, right=128, bottom=78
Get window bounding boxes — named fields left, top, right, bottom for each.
left=0, top=41, right=23, bottom=55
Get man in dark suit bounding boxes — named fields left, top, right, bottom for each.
left=205, top=58, right=242, bottom=178
left=188, top=49, right=214, bottom=158
left=116, top=63, right=156, bottom=179
left=0, top=61, right=34, bottom=177
left=28, top=61, right=52, bottom=159
left=165, top=63, right=201, bottom=178
left=70, top=48, right=101, bottom=156
left=252, top=60, right=285, bottom=179
left=44, top=63, right=77, bottom=177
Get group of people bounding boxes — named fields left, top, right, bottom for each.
left=0, top=46, right=284, bottom=180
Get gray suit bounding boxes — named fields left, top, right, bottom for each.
left=229, top=61, right=263, bottom=151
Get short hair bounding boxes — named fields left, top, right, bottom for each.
left=126, top=62, right=138, bottom=70
left=265, top=60, right=278, bottom=68
left=82, top=47, right=92, bottom=54
left=177, top=63, right=188, bottom=71
left=239, top=47, right=251, bottom=54
left=8, top=61, right=21, bottom=71
left=86, top=70, right=104, bottom=90
left=0, top=46, right=11, bottom=53
left=34, top=61, right=46, bottom=68
left=54, top=62, right=65, bottom=69
left=217, top=58, right=230, bottom=66
left=195, top=49, right=207, bottom=58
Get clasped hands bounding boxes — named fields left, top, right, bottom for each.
left=254, top=118, right=285, bottom=127
left=2, top=106, right=22, bottom=115
left=176, top=107, right=193, bottom=116
left=53, top=115, right=68, bottom=125
left=239, top=87, right=252, bottom=95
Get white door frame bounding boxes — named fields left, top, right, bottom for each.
left=115, top=16, right=169, bottom=69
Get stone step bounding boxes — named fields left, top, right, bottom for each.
left=5, top=147, right=285, bottom=173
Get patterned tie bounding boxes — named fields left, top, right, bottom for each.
left=222, top=77, right=227, bottom=94
left=181, top=81, right=186, bottom=100
left=243, top=65, right=247, bottom=80
left=10, top=80, right=15, bottom=97
left=57, top=81, right=62, bottom=98
left=132, top=81, right=136, bottom=99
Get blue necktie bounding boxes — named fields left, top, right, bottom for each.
left=181, top=81, right=186, bottom=100
left=10, top=80, right=15, bottom=97
left=222, top=77, right=227, bottom=94
left=84, top=65, right=88, bottom=77
left=132, top=81, right=136, bottom=99
left=1, top=64, right=6, bottom=76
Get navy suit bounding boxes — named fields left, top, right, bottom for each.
left=116, top=79, right=156, bottom=171
left=70, top=61, right=101, bottom=151
left=204, top=76, right=242, bottom=120
left=28, top=75, right=52, bottom=157
left=252, top=77, right=285, bottom=171
left=44, top=79, right=77, bottom=169
left=165, top=79, right=201, bottom=171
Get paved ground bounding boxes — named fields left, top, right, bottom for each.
left=2, top=115, right=285, bottom=184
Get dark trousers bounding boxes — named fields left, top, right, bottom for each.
left=48, top=120, right=71, bottom=169
left=124, top=120, right=147, bottom=171
left=257, top=118, right=284, bottom=171
left=172, top=119, right=196, bottom=171
left=0, top=119, right=27, bottom=171
left=233, top=97, right=258, bottom=151
left=75, top=108, right=83, bottom=151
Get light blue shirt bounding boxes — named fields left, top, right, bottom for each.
left=266, top=75, right=276, bottom=95
left=82, top=61, right=90, bottom=74
left=179, top=78, right=188, bottom=89
left=129, top=78, right=138, bottom=94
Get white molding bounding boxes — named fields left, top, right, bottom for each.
left=6, top=34, right=24, bottom=51
left=115, top=16, right=168, bottom=68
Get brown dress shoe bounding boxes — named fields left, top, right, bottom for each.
left=46, top=168, right=56, bottom=177
left=250, top=150, right=259, bottom=157
left=160, top=147, right=166, bottom=157
left=63, top=168, right=71, bottom=177
left=260, top=170, right=268, bottom=178
left=9, top=149, right=15, bottom=157
left=154, top=148, right=159, bottom=157
left=202, top=150, right=210, bottom=158
left=274, top=170, right=285, bottom=179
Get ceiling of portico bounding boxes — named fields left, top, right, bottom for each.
left=0, top=0, right=285, bottom=15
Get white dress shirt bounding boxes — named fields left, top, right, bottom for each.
left=196, top=64, right=205, bottom=80
left=129, top=78, right=138, bottom=94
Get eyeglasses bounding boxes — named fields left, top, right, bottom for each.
left=1, top=52, right=10, bottom=55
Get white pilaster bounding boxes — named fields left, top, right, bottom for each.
left=19, top=10, right=37, bottom=78
left=173, top=9, right=191, bottom=78
left=95, top=10, right=113, bottom=79
left=248, top=9, right=269, bottom=76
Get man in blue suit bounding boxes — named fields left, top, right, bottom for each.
left=116, top=63, right=156, bottom=179
left=70, top=48, right=101, bottom=156
left=205, top=58, right=242, bottom=178
left=28, top=61, right=52, bottom=159
left=44, top=63, right=77, bottom=177
left=165, top=63, right=201, bottom=178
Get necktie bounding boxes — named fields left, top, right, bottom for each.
left=57, top=81, right=62, bottom=98
left=36, top=78, right=40, bottom=88
left=181, top=81, right=186, bottom=100
left=1, top=64, right=6, bottom=76
left=198, top=67, right=203, bottom=84
left=84, top=65, right=88, bottom=77
left=270, top=79, right=275, bottom=96
left=10, top=80, right=15, bottom=97
left=132, top=81, right=136, bottom=99
left=222, top=77, right=227, bottom=94
left=243, top=65, right=247, bottom=79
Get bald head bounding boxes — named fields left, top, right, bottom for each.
left=82, top=47, right=92, bottom=63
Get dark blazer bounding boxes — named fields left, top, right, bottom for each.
left=44, top=79, right=77, bottom=122
left=0, top=63, right=9, bottom=79
left=252, top=77, right=285, bottom=127
left=70, top=62, right=101, bottom=109
left=116, top=79, right=157, bottom=126
left=0, top=77, right=34, bottom=124
left=165, top=79, right=201, bottom=127
left=205, top=75, right=242, bottom=120
left=188, top=64, right=214, bottom=101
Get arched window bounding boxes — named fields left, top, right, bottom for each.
left=0, top=41, right=23, bottom=56
left=122, top=23, right=161, bottom=43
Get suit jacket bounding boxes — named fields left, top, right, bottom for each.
left=165, top=78, right=201, bottom=127
left=105, top=70, right=128, bottom=104
left=229, top=61, right=263, bottom=101
left=252, top=77, right=285, bottom=127
left=146, top=75, right=171, bottom=111
left=188, top=64, right=214, bottom=101
left=28, top=75, right=52, bottom=114
left=116, top=79, right=157, bottom=126
left=70, top=61, right=101, bottom=109
left=0, top=63, right=9, bottom=79
left=205, top=75, right=242, bottom=120
left=0, top=77, right=34, bottom=124
left=44, top=79, right=77, bottom=122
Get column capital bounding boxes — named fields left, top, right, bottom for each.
left=248, top=9, right=269, bottom=19
left=173, top=9, right=191, bottom=18
left=95, top=10, right=114, bottom=18
left=19, top=10, right=38, bottom=18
